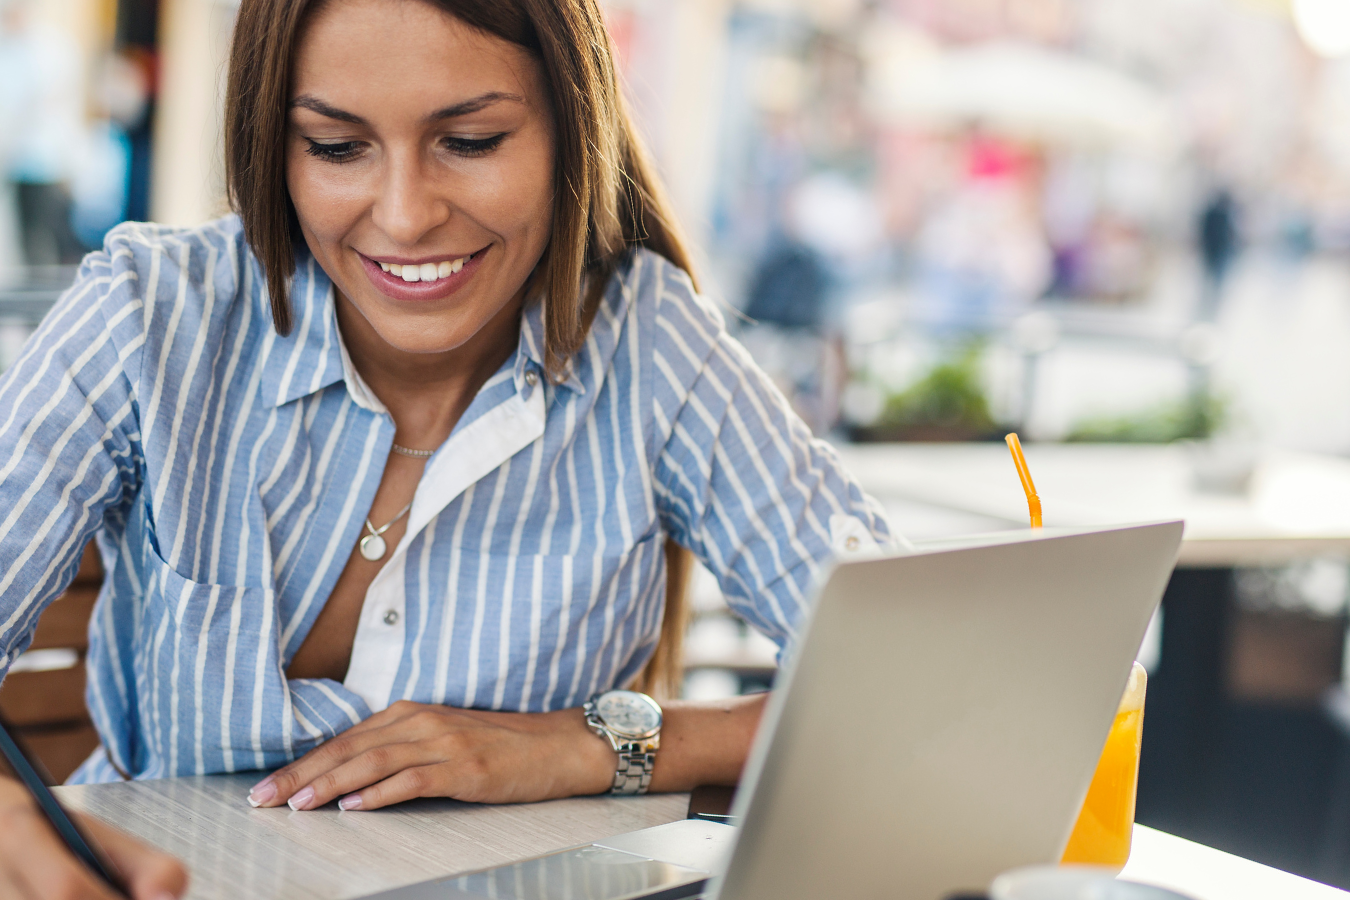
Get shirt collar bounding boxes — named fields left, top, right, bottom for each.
left=517, top=296, right=586, bottom=395
left=260, top=254, right=347, bottom=409
left=261, top=255, right=585, bottom=409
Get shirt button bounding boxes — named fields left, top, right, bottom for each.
left=383, top=610, right=399, bottom=626
left=524, top=370, right=539, bottom=387
left=844, top=535, right=861, bottom=552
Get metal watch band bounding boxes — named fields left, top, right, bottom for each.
left=583, top=692, right=660, bottom=796
left=611, top=742, right=656, bottom=795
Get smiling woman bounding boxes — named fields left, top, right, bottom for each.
left=0, top=0, right=896, bottom=896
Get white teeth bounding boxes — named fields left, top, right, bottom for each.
left=380, top=255, right=470, bottom=283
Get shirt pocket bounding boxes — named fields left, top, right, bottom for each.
left=133, top=541, right=280, bottom=775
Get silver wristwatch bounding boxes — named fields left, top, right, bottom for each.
left=583, top=690, right=662, bottom=795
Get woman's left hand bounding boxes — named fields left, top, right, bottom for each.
left=245, top=701, right=616, bottom=811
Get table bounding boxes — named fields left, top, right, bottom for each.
left=1123, top=825, right=1350, bottom=899
left=55, top=775, right=1348, bottom=900
left=56, top=774, right=686, bottom=900
left=838, top=441, right=1350, bottom=878
left=834, top=442, right=1350, bottom=566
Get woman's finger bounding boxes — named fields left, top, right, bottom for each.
left=249, top=721, right=400, bottom=807
left=252, top=705, right=471, bottom=808
left=290, top=740, right=445, bottom=811
left=81, top=814, right=188, bottom=900
left=243, top=701, right=402, bottom=809
left=0, top=854, right=35, bottom=899
left=248, top=701, right=436, bottom=807
left=256, top=719, right=438, bottom=809
left=0, top=800, right=123, bottom=900
left=337, top=764, right=447, bottom=812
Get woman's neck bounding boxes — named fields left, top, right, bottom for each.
left=334, top=289, right=526, bottom=451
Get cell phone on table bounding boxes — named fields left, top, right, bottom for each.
left=0, top=715, right=129, bottom=897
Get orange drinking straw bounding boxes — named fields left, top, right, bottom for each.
left=1005, top=433, right=1043, bottom=528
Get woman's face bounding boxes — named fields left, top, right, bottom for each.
left=287, top=0, right=554, bottom=356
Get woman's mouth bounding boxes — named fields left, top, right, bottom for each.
left=378, top=255, right=471, bottom=283
left=359, top=247, right=488, bottom=302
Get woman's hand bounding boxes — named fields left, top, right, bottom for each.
left=247, top=702, right=616, bottom=811
left=0, top=777, right=188, bottom=899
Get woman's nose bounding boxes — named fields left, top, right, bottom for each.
left=371, top=155, right=450, bottom=247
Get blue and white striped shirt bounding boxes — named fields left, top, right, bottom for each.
left=0, top=216, right=893, bottom=784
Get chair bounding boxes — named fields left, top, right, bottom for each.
left=0, top=542, right=102, bottom=783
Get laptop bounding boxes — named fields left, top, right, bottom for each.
left=364, top=520, right=1184, bottom=900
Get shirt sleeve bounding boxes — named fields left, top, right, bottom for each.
left=650, top=259, right=902, bottom=651
left=0, top=243, right=142, bottom=678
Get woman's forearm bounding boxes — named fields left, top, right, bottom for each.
left=253, top=693, right=771, bottom=812
left=556, top=693, right=769, bottom=795
left=646, top=693, right=768, bottom=792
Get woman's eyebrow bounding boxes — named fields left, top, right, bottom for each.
left=289, top=92, right=525, bottom=125
left=424, top=91, right=525, bottom=122
left=291, top=95, right=364, bottom=124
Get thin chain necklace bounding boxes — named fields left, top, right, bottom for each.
left=363, top=440, right=433, bottom=560
left=391, top=443, right=435, bottom=458
left=360, top=501, right=413, bottom=561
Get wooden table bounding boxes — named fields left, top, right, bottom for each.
left=55, top=776, right=1350, bottom=900
left=56, top=775, right=686, bottom=900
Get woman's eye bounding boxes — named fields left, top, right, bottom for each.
left=304, top=140, right=363, bottom=163
left=443, top=134, right=507, bottom=157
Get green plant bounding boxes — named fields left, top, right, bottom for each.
left=876, top=345, right=995, bottom=434
left=1066, top=392, right=1227, bottom=443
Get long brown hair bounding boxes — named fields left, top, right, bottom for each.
left=225, top=0, right=695, bottom=699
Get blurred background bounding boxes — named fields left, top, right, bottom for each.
left=12, top=0, right=1350, bottom=887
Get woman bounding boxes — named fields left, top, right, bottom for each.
left=0, top=0, right=895, bottom=895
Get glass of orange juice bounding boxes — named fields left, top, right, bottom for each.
left=1060, top=661, right=1147, bottom=869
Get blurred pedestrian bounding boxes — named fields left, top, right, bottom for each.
left=0, top=0, right=85, bottom=266
left=1197, top=187, right=1239, bottom=322
left=70, top=52, right=145, bottom=249
left=915, top=134, right=1051, bottom=334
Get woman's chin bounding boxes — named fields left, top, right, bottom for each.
left=365, top=323, right=477, bottom=356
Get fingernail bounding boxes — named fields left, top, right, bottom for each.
left=338, top=794, right=362, bottom=811
left=287, top=785, right=315, bottom=811
left=247, top=781, right=276, bottom=807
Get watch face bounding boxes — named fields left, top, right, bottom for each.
left=595, top=691, right=662, bottom=739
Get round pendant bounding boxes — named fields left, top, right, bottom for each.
left=359, top=533, right=387, bottom=561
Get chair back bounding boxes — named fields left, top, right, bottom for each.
left=0, top=543, right=102, bottom=782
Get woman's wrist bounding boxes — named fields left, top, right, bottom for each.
left=551, top=707, right=617, bottom=796
left=552, top=693, right=770, bottom=797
